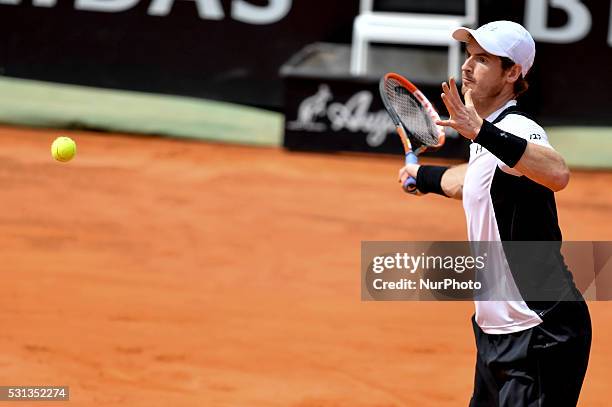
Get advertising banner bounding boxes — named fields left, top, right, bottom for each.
left=0, top=0, right=609, bottom=124
left=0, top=0, right=358, bottom=108
left=479, top=0, right=612, bottom=125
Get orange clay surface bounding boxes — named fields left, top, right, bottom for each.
left=0, top=125, right=610, bottom=406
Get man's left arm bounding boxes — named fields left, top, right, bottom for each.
left=511, top=139, right=570, bottom=192
left=436, top=79, right=570, bottom=192
left=474, top=117, right=570, bottom=191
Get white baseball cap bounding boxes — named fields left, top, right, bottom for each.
left=452, top=20, right=536, bottom=77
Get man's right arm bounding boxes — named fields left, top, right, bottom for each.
left=440, top=163, right=468, bottom=199
left=398, top=163, right=468, bottom=200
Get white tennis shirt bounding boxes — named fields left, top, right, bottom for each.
left=463, top=99, right=558, bottom=334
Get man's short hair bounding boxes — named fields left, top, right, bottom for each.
left=500, top=56, right=529, bottom=97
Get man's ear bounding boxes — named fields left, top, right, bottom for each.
left=506, top=64, right=522, bottom=85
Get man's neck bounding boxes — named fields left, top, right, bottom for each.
left=475, top=94, right=516, bottom=120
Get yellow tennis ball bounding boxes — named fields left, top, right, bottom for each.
left=51, top=136, right=76, bottom=162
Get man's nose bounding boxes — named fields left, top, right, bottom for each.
left=461, top=57, right=473, bottom=75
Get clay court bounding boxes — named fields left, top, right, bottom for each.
left=0, top=125, right=610, bottom=406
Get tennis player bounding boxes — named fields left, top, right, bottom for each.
left=398, top=21, right=592, bottom=406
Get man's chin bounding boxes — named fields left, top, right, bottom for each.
left=461, top=81, right=476, bottom=95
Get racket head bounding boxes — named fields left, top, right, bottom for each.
left=379, top=73, right=446, bottom=152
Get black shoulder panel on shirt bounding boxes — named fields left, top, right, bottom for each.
left=492, top=106, right=535, bottom=124
left=490, top=167, right=581, bottom=312
left=490, top=166, right=562, bottom=241
left=486, top=105, right=583, bottom=315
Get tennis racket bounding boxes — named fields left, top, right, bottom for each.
left=379, top=73, right=445, bottom=193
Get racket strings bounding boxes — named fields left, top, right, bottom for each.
left=384, top=78, right=439, bottom=146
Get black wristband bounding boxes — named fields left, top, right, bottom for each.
left=416, top=165, right=449, bottom=196
left=474, top=120, right=528, bottom=168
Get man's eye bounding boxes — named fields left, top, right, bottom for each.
left=477, top=57, right=487, bottom=63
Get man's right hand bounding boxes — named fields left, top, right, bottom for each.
left=398, top=164, right=421, bottom=194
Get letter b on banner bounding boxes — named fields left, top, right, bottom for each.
left=526, top=0, right=592, bottom=43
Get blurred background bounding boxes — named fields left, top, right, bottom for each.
left=1, top=0, right=611, bottom=161
left=0, top=0, right=610, bottom=406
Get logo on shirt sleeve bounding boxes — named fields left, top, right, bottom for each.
left=529, top=133, right=542, bottom=140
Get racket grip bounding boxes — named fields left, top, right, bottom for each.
left=403, top=152, right=418, bottom=194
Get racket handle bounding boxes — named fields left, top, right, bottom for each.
left=403, top=152, right=418, bottom=194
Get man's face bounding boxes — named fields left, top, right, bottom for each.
left=460, top=39, right=506, bottom=99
